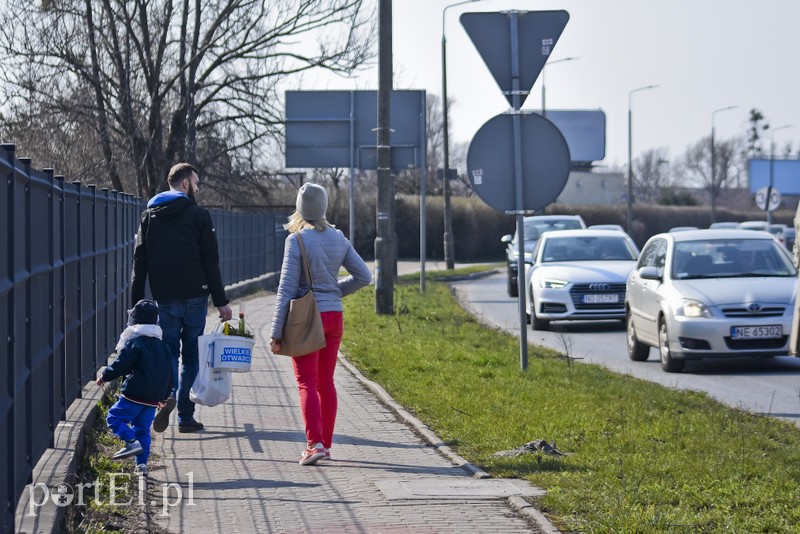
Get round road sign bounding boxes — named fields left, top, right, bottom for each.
left=754, top=186, right=781, bottom=212
left=466, top=112, right=570, bottom=212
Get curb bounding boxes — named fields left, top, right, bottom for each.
left=337, top=354, right=562, bottom=533
left=14, top=382, right=106, bottom=534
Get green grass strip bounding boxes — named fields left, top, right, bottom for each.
left=342, top=272, right=800, bottom=533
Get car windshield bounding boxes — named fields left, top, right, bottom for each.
left=672, top=239, right=797, bottom=279
left=523, top=219, right=584, bottom=242
left=542, top=236, right=637, bottom=262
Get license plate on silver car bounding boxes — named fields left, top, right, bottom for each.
left=582, top=294, right=619, bottom=304
left=730, top=325, right=783, bottom=339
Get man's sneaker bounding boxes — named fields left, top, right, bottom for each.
left=153, top=397, right=176, bottom=433
left=323, top=448, right=331, bottom=460
left=178, top=418, right=204, bottom=433
left=134, top=464, right=149, bottom=477
left=112, top=440, right=143, bottom=460
left=299, top=443, right=326, bottom=466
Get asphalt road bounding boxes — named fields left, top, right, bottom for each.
left=451, top=270, right=800, bottom=427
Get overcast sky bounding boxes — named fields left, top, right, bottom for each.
left=309, top=0, right=800, bottom=171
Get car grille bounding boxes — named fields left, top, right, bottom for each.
left=724, top=336, right=788, bottom=350
left=722, top=307, right=786, bottom=318
left=570, top=283, right=626, bottom=310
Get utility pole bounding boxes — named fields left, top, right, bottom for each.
left=710, top=105, right=737, bottom=224
left=375, top=0, right=395, bottom=314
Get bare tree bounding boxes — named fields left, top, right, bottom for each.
left=682, top=134, right=740, bottom=199
left=634, top=147, right=670, bottom=204
left=0, top=0, right=374, bottom=197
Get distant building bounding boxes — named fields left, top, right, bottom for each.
left=555, top=171, right=625, bottom=205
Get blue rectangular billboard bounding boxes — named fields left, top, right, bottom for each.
left=531, top=109, right=606, bottom=163
left=748, top=159, right=800, bottom=194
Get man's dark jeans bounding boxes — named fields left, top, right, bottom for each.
left=158, top=296, right=208, bottom=423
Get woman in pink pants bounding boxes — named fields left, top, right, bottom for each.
left=270, top=183, right=372, bottom=465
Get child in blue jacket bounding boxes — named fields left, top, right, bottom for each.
left=96, top=299, right=172, bottom=477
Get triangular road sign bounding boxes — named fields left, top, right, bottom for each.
left=461, top=11, right=569, bottom=107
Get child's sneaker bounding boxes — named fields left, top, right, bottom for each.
left=134, top=464, right=148, bottom=477
left=112, top=440, right=142, bottom=460
left=299, top=443, right=326, bottom=466
left=153, top=397, right=176, bottom=432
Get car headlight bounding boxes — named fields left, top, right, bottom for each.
left=523, top=252, right=533, bottom=263
left=676, top=300, right=712, bottom=318
left=540, top=278, right=568, bottom=289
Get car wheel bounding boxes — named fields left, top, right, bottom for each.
left=507, top=266, right=518, bottom=297
left=530, top=297, right=549, bottom=331
left=626, top=312, right=650, bottom=361
left=658, top=318, right=684, bottom=373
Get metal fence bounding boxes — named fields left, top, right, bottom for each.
left=0, top=144, right=287, bottom=530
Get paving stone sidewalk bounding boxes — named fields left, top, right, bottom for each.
left=147, top=291, right=547, bottom=533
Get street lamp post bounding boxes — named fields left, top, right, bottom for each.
left=768, top=124, right=793, bottom=224
left=626, top=84, right=658, bottom=233
left=541, top=56, right=578, bottom=118
left=441, top=0, right=481, bottom=270
left=710, top=105, right=737, bottom=224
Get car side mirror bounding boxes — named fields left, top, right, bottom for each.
left=639, top=266, right=662, bottom=280
left=501, top=234, right=512, bottom=244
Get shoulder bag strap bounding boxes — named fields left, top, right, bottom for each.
left=295, top=232, right=314, bottom=290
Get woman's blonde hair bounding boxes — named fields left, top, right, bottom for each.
left=284, top=211, right=333, bottom=233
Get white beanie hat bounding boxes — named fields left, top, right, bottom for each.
left=296, top=183, right=328, bottom=221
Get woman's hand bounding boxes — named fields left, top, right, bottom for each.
left=270, top=338, right=281, bottom=353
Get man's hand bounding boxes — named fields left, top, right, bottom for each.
left=218, top=304, right=233, bottom=321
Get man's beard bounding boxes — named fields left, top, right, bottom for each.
left=187, top=185, right=196, bottom=200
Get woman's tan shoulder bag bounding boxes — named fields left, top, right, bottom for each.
left=275, top=233, right=326, bottom=356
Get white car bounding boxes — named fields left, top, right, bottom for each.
left=626, top=229, right=798, bottom=373
left=501, top=214, right=586, bottom=297
left=524, top=229, right=640, bottom=330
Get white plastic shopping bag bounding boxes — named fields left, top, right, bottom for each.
left=190, top=333, right=232, bottom=406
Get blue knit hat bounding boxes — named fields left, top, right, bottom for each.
left=128, top=299, right=159, bottom=326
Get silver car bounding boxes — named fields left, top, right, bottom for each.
left=524, top=229, right=639, bottom=330
left=626, top=229, right=798, bottom=373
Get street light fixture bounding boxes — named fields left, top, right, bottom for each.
left=768, top=123, right=793, bottom=224
left=541, top=56, right=578, bottom=118
left=441, top=0, right=481, bottom=270
left=626, top=84, right=659, bottom=233
left=710, top=105, right=737, bottom=224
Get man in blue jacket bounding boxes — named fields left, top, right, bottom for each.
left=97, top=300, right=172, bottom=476
left=131, top=163, right=232, bottom=433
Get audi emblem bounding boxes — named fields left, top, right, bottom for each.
left=748, top=303, right=761, bottom=313
left=589, top=283, right=611, bottom=291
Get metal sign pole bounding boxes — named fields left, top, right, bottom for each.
left=349, top=90, right=356, bottom=244
left=509, top=11, right=528, bottom=370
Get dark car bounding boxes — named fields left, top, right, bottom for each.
left=501, top=215, right=586, bottom=297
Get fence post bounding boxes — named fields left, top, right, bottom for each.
left=1, top=143, right=16, bottom=533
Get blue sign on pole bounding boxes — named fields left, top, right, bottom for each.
left=285, top=90, right=425, bottom=170
left=460, top=11, right=570, bottom=107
